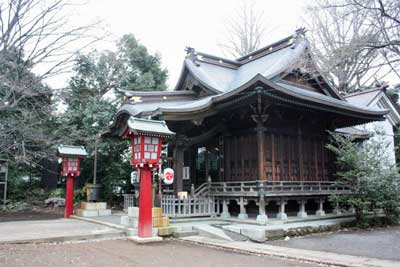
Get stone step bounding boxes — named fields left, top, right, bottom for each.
left=76, top=209, right=111, bottom=217
left=173, top=230, right=199, bottom=238
left=193, top=225, right=233, bottom=241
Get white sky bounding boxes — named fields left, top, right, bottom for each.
left=57, top=0, right=307, bottom=90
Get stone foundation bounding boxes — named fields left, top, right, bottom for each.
left=76, top=202, right=111, bottom=217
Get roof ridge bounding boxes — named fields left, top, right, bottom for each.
left=236, top=28, right=306, bottom=62
left=184, top=29, right=307, bottom=70
left=345, top=88, right=382, bottom=98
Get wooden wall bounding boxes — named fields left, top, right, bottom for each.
left=223, top=130, right=332, bottom=182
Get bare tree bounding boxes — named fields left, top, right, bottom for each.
left=0, top=0, right=102, bottom=163
left=303, top=0, right=393, bottom=93
left=219, top=0, right=267, bottom=58
left=303, top=0, right=400, bottom=94
left=329, top=0, right=400, bottom=80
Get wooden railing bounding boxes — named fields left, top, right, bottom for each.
left=124, top=181, right=350, bottom=218
left=123, top=194, right=135, bottom=211
left=161, top=195, right=216, bottom=218
left=193, top=180, right=351, bottom=197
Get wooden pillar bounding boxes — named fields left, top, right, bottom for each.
left=257, top=120, right=266, bottom=181
left=279, top=135, right=284, bottom=181
left=288, top=136, right=292, bottom=181
left=297, top=123, right=304, bottom=180
left=240, top=136, right=245, bottom=180
left=173, top=137, right=186, bottom=194
left=190, top=146, right=197, bottom=186
left=321, top=139, right=326, bottom=181
left=225, top=135, right=231, bottom=182
left=271, top=133, right=276, bottom=181
left=219, top=135, right=225, bottom=182
left=253, top=115, right=268, bottom=181
left=204, top=147, right=209, bottom=181
left=314, top=138, right=319, bottom=180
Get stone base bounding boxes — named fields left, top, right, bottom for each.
left=240, top=228, right=266, bottom=242
left=127, top=236, right=162, bottom=243
left=128, top=207, right=139, bottom=217
left=152, top=208, right=163, bottom=218
left=76, top=209, right=112, bottom=217
left=316, top=210, right=326, bottom=217
left=277, top=212, right=288, bottom=220
left=238, top=213, right=248, bottom=220
left=80, top=202, right=107, bottom=210
left=76, top=202, right=111, bottom=217
left=153, top=216, right=169, bottom=228
left=256, top=214, right=268, bottom=222
left=125, top=227, right=159, bottom=237
left=220, top=212, right=231, bottom=219
left=158, top=227, right=176, bottom=237
left=121, top=215, right=138, bottom=227
left=98, top=209, right=112, bottom=216
left=297, top=211, right=308, bottom=218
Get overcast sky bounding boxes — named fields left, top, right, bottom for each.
left=61, top=0, right=307, bottom=90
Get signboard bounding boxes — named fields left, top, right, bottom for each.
left=183, top=166, right=190, bottom=180
left=131, top=170, right=139, bottom=184
left=163, top=168, right=174, bottom=185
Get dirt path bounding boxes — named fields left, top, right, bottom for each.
left=0, top=239, right=320, bottom=267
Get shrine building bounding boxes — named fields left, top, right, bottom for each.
left=107, top=30, right=388, bottom=221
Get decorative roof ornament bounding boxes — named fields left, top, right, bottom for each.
left=185, top=46, right=200, bottom=66
left=295, top=27, right=307, bottom=37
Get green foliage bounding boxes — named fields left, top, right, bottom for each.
left=57, top=33, right=167, bottom=205
left=327, top=132, right=400, bottom=225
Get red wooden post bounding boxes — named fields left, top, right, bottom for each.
left=138, top=165, right=153, bottom=238
left=65, top=174, right=74, bottom=218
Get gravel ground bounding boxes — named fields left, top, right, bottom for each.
left=0, top=239, right=320, bottom=267
left=271, top=226, right=400, bottom=261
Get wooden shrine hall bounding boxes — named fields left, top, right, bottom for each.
left=108, top=29, right=388, bottom=221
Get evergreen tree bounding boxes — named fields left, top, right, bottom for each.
left=58, top=34, right=168, bottom=204
left=327, top=132, right=400, bottom=224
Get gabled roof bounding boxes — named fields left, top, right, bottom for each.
left=345, top=87, right=400, bottom=125
left=173, top=29, right=343, bottom=100
left=345, top=88, right=382, bottom=106
left=108, top=31, right=389, bottom=135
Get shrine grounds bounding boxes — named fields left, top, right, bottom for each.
left=0, top=239, right=317, bottom=267
left=271, top=226, right=400, bottom=262
left=0, top=222, right=400, bottom=267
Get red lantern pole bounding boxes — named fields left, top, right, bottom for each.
left=64, top=174, right=74, bottom=218
left=138, top=165, right=153, bottom=238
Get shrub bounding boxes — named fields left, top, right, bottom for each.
left=327, top=131, right=400, bottom=225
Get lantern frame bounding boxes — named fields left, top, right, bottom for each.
left=122, top=118, right=175, bottom=168
left=57, top=145, right=88, bottom=176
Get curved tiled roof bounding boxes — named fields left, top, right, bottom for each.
left=109, top=31, right=388, bottom=134
left=115, top=75, right=387, bottom=121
